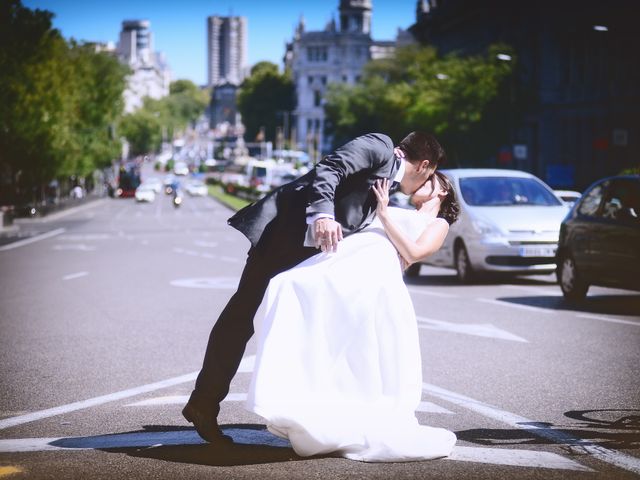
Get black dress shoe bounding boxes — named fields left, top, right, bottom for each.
left=182, top=401, right=233, bottom=444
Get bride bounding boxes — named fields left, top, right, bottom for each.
left=245, top=171, right=460, bottom=462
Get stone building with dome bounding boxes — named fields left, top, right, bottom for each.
left=285, top=1, right=413, bottom=155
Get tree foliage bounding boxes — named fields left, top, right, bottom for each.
left=119, top=79, right=209, bottom=157
left=237, top=62, right=295, bottom=143
left=0, top=0, right=128, bottom=202
left=324, top=44, right=517, bottom=164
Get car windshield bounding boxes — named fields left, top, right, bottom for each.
left=459, top=177, right=562, bottom=206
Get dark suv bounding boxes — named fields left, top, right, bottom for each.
left=556, top=175, right=640, bottom=300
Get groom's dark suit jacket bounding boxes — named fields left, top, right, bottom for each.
left=228, top=133, right=399, bottom=252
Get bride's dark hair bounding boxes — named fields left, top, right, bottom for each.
left=435, top=171, right=460, bottom=225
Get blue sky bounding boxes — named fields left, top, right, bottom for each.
left=23, top=0, right=418, bottom=86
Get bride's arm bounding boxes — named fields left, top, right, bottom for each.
left=373, top=180, right=449, bottom=265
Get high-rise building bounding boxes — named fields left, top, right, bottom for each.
left=116, top=20, right=171, bottom=113
left=207, top=16, right=248, bottom=87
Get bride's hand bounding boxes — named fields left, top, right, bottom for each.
left=373, top=178, right=390, bottom=218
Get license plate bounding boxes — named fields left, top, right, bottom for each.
left=519, top=246, right=557, bottom=257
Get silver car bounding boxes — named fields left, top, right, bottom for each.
left=411, top=169, right=570, bottom=282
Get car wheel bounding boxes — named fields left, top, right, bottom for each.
left=558, top=255, right=589, bottom=301
left=455, top=243, right=475, bottom=283
left=404, top=263, right=421, bottom=277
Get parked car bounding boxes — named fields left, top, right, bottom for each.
left=556, top=175, right=640, bottom=300
left=134, top=183, right=156, bottom=203
left=554, top=189, right=582, bottom=207
left=185, top=180, right=208, bottom=197
left=408, top=169, right=570, bottom=281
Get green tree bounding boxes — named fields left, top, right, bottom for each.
left=324, top=44, right=516, bottom=164
left=0, top=0, right=128, bottom=203
left=120, top=79, right=208, bottom=155
left=237, top=62, right=295, bottom=143
left=119, top=109, right=163, bottom=157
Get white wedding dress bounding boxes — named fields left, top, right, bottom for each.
left=245, top=207, right=456, bottom=462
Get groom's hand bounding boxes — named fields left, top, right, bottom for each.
left=314, top=218, right=343, bottom=253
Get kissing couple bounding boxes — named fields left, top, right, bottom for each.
left=184, top=131, right=460, bottom=462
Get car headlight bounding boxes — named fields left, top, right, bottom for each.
left=471, top=218, right=502, bottom=236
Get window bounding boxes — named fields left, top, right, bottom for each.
left=307, top=46, right=328, bottom=62
left=578, top=182, right=606, bottom=217
left=314, top=90, right=322, bottom=107
left=459, top=177, right=562, bottom=207
left=602, top=179, right=640, bottom=223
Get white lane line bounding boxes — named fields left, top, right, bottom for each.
left=408, top=288, right=456, bottom=298
left=475, top=298, right=553, bottom=314
left=62, top=271, right=89, bottom=281
left=417, top=401, right=454, bottom=414
left=0, top=228, right=66, bottom=252
left=0, top=371, right=198, bottom=430
left=576, top=314, right=640, bottom=327
left=417, top=317, right=527, bottom=343
left=52, top=244, right=96, bottom=251
left=126, top=395, right=188, bottom=407
left=59, top=234, right=111, bottom=241
left=0, top=435, right=592, bottom=471
left=237, top=355, right=255, bottom=373
left=125, top=392, right=247, bottom=407
left=503, top=285, right=562, bottom=296
left=423, top=383, right=640, bottom=475
left=447, top=445, right=592, bottom=471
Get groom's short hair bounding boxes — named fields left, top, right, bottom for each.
left=398, top=132, right=446, bottom=167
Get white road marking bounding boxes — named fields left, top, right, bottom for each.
left=475, top=298, right=553, bottom=314
left=52, top=244, right=96, bottom=251
left=62, top=272, right=89, bottom=281
left=193, top=240, right=218, bottom=248
left=0, top=435, right=594, bottom=470
left=576, top=313, right=640, bottom=327
left=237, top=355, right=255, bottom=373
left=503, top=285, right=562, bottom=296
left=126, top=395, right=188, bottom=407
left=423, top=383, right=640, bottom=475
left=417, top=317, right=528, bottom=343
left=59, top=234, right=111, bottom=241
left=0, top=228, right=65, bottom=252
left=447, top=445, right=592, bottom=471
left=408, top=288, right=457, bottom=298
left=173, top=247, right=240, bottom=263
left=416, top=401, right=454, bottom=414
left=125, top=392, right=247, bottom=407
left=0, top=371, right=198, bottom=430
left=170, top=277, right=240, bottom=289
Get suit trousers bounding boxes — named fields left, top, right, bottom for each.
left=191, top=229, right=317, bottom=416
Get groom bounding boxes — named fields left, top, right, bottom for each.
left=183, top=131, right=446, bottom=442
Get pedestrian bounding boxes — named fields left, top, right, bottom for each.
left=246, top=172, right=459, bottom=461
left=183, top=132, right=445, bottom=445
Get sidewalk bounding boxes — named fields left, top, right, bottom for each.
left=0, top=196, right=107, bottom=235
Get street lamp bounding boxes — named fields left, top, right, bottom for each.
left=496, top=53, right=512, bottom=62
left=593, top=25, right=608, bottom=32
left=435, top=73, right=449, bottom=80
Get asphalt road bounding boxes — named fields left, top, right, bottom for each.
left=1, top=175, right=639, bottom=479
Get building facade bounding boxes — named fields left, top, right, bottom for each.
left=207, top=16, right=248, bottom=87
left=410, top=0, right=639, bottom=189
left=210, top=82, right=239, bottom=130
left=117, top=20, right=171, bottom=113
left=286, top=0, right=412, bottom=153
